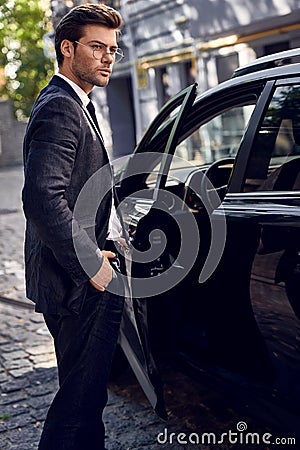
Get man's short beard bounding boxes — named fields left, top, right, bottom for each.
left=73, top=63, right=110, bottom=88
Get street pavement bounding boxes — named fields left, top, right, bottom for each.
left=0, top=166, right=210, bottom=450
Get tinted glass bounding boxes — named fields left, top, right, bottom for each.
left=145, top=103, right=256, bottom=188
left=244, top=85, right=300, bottom=192
left=174, top=105, right=255, bottom=166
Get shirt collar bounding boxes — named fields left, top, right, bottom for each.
left=56, top=73, right=90, bottom=108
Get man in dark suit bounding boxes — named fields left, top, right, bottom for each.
left=22, top=4, right=125, bottom=449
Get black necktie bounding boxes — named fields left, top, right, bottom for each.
left=87, top=100, right=103, bottom=140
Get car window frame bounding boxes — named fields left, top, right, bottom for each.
left=120, top=81, right=268, bottom=199
left=226, top=80, right=276, bottom=193
left=222, top=77, right=300, bottom=226
left=228, top=77, right=300, bottom=194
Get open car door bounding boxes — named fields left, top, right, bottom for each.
left=116, top=83, right=198, bottom=418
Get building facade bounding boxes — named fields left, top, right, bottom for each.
left=50, top=0, right=300, bottom=159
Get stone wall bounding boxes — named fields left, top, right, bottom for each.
left=0, top=100, right=26, bottom=168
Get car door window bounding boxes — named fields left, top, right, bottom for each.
left=145, top=105, right=254, bottom=189
left=244, top=85, right=300, bottom=192
left=143, top=86, right=263, bottom=190
left=174, top=104, right=255, bottom=165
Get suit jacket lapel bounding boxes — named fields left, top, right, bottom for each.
left=50, top=75, right=83, bottom=106
left=50, top=75, right=105, bottom=147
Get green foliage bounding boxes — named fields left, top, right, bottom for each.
left=0, top=0, right=55, bottom=120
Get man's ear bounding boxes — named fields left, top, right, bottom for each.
left=60, top=39, right=74, bottom=58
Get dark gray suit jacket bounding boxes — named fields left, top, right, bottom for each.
left=22, top=75, right=113, bottom=314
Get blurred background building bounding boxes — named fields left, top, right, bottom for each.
left=2, top=0, right=300, bottom=167
left=75, top=0, right=300, bottom=159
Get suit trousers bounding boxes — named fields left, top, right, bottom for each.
left=39, top=285, right=124, bottom=450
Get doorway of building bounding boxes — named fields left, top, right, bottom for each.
left=106, top=76, right=136, bottom=159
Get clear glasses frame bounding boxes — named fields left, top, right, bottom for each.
left=73, top=40, right=124, bottom=63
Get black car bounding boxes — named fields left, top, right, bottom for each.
left=110, top=48, right=300, bottom=435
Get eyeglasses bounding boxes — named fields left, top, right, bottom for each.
left=73, top=40, right=124, bottom=63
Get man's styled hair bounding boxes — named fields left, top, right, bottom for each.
left=55, top=3, right=123, bottom=66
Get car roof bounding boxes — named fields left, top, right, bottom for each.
left=232, top=47, right=300, bottom=78
left=193, top=55, right=300, bottom=106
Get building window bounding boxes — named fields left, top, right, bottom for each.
left=264, top=41, right=289, bottom=56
